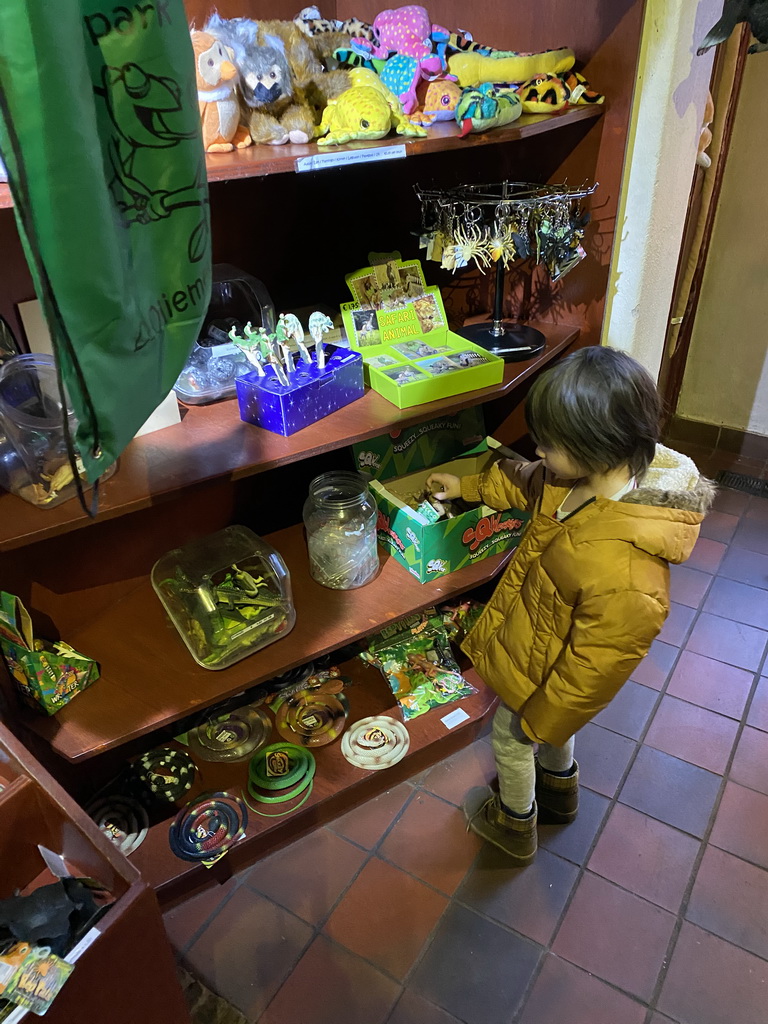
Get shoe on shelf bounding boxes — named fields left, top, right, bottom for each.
left=535, top=760, right=579, bottom=824
left=462, top=786, right=537, bottom=865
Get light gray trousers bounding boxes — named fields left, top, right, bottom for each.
left=491, top=703, right=575, bottom=815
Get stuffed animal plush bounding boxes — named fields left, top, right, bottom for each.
left=698, top=0, right=768, bottom=54
left=455, top=83, right=522, bottom=136
left=447, top=47, right=575, bottom=88
left=517, top=71, right=605, bottom=115
left=315, top=66, right=427, bottom=144
left=191, top=31, right=252, bottom=152
left=205, top=14, right=349, bottom=145
left=409, top=76, right=462, bottom=126
left=293, top=6, right=375, bottom=41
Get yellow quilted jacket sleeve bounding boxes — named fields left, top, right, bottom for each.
left=519, top=589, right=667, bottom=747
left=460, top=458, right=544, bottom=512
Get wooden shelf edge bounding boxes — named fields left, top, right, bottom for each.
left=0, top=108, right=601, bottom=212
left=134, top=668, right=497, bottom=900
left=0, top=323, right=578, bottom=552
left=20, top=528, right=516, bottom=762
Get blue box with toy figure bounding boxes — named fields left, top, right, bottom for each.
left=235, top=345, right=364, bottom=436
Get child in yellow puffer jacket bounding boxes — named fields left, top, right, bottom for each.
left=427, top=347, right=714, bottom=865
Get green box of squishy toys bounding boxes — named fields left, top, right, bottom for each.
left=340, top=258, right=503, bottom=409
left=353, top=413, right=529, bottom=583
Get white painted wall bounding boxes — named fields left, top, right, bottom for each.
left=602, top=0, right=720, bottom=378
left=677, top=56, right=768, bottom=436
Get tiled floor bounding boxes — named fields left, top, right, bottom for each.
left=164, top=483, right=768, bottom=1024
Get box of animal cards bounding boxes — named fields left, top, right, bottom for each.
left=351, top=415, right=528, bottom=583
left=340, top=258, right=503, bottom=409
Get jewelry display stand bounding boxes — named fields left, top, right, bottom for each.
left=415, top=181, right=597, bottom=361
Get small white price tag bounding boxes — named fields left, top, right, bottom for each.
left=295, top=144, right=407, bottom=173
left=441, top=707, right=470, bottom=730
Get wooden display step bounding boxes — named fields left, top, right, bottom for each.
left=127, top=661, right=496, bottom=902
left=0, top=107, right=601, bottom=210
left=0, top=322, right=577, bottom=552
left=19, top=523, right=514, bottom=763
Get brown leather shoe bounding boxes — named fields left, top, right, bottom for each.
left=535, top=760, right=579, bottom=824
left=462, top=786, right=537, bottom=865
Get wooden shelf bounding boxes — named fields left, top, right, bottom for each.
left=127, top=661, right=496, bottom=901
left=0, top=322, right=577, bottom=552
left=205, top=106, right=602, bottom=182
left=20, top=522, right=515, bottom=763
left=0, top=107, right=601, bottom=212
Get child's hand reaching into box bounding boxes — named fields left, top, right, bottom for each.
left=426, top=473, right=462, bottom=500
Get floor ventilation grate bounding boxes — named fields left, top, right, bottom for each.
left=715, top=470, right=768, bottom=497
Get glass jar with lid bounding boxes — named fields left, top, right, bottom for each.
left=302, top=471, right=380, bottom=590
left=0, top=353, right=114, bottom=508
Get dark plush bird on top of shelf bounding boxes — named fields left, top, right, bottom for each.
left=698, top=0, right=768, bottom=55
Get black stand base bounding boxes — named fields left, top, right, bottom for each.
left=457, top=322, right=546, bottom=362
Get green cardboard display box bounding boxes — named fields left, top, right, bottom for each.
left=340, top=258, right=504, bottom=409
left=353, top=411, right=529, bottom=583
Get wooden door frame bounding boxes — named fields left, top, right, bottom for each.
left=658, top=27, right=751, bottom=427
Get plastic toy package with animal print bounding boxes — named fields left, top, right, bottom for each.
left=359, top=606, right=476, bottom=721
left=0, top=591, right=100, bottom=715
left=340, top=256, right=503, bottom=409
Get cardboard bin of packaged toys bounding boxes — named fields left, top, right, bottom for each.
left=353, top=409, right=529, bottom=583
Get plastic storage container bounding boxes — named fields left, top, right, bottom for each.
left=0, top=353, right=114, bottom=508
left=302, top=471, right=380, bottom=590
left=174, top=264, right=276, bottom=405
left=151, top=526, right=295, bottom=670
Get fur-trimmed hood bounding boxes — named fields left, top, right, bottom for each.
left=621, top=444, right=716, bottom=515
left=576, top=443, right=714, bottom=566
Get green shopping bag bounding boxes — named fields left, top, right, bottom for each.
left=0, top=0, right=211, bottom=486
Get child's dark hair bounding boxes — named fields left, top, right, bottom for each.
left=526, top=346, right=661, bottom=479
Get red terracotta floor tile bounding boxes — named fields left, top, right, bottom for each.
left=703, top=575, right=768, bottom=630
left=710, top=781, right=768, bottom=869
left=327, top=784, right=413, bottom=850
left=731, top=516, right=768, bottom=556
left=712, top=488, right=750, bottom=515
left=386, top=990, right=462, bottom=1024
left=380, top=791, right=482, bottom=895
left=730, top=726, right=768, bottom=795
left=517, top=954, right=647, bottom=1024
left=421, top=739, right=496, bottom=806
left=163, top=877, right=237, bottom=952
left=260, top=935, right=400, bottom=1024
left=666, top=650, right=754, bottom=719
left=718, top=545, right=768, bottom=590
left=552, top=872, right=675, bottom=1000
left=657, top=601, right=697, bottom=646
left=686, top=612, right=768, bottom=671
left=185, top=888, right=313, bottom=1021
left=593, top=680, right=658, bottom=739
left=687, top=844, right=768, bottom=960
left=686, top=537, right=727, bottom=574
left=246, top=827, right=366, bottom=925
left=620, top=745, right=721, bottom=838
left=323, top=857, right=447, bottom=981
left=700, top=509, right=740, bottom=544
left=669, top=564, right=713, bottom=608
left=645, top=696, right=738, bottom=774
left=457, top=845, right=579, bottom=945
left=538, top=787, right=610, bottom=865
left=573, top=722, right=636, bottom=797
left=630, top=640, right=679, bottom=690
left=409, top=903, right=542, bottom=1024
left=587, top=803, right=700, bottom=912
left=747, top=675, right=768, bottom=731
left=658, top=921, right=768, bottom=1024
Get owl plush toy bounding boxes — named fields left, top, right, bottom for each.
left=205, top=14, right=349, bottom=145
